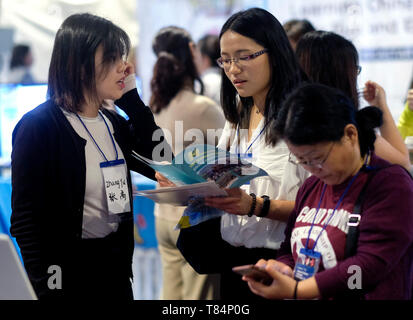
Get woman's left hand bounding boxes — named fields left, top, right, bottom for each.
left=243, top=259, right=296, bottom=300
left=155, top=171, right=176, bottom=187
left=204, top=187, right=252, bottom=215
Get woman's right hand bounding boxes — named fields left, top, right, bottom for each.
left=254, top=259, right=294, bottom=278
left=242, top=259, right=296, bottom=300
left=155, top=171, right=176, bottom=187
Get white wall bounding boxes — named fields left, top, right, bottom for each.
left=136, top=0, right=413, bottom=121
left=270, top=0, right=413, bottom=121
left=1, top=0, right=412, bottom=121
left=0, top=0, right=138, bottom=83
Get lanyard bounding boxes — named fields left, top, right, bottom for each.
left=76, top=111, right=118, bottom=162
left=304, top=154, right=369, bottom=252
left=235, top=120, right=270, bottom=156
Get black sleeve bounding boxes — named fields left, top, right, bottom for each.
left=177, top=217, right=277, bottom=274
left=10, top=115, right=58, bottom=299
left=114, top=89, right=173, bottom=180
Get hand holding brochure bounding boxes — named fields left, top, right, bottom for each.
left=132, top=144, right=268, bottom=229
left=134, top=181, right=227, bottom=206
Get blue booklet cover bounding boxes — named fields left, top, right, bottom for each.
left=132, top=144, right=268, bottom=228
left=132, top=144, right=268, bottom=187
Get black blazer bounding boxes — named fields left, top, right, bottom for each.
left=10, top=89, right=168, bottom=298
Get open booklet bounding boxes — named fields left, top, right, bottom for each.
left=132, top=144, right=268, bottom=229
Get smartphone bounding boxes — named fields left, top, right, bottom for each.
left=232, top=264, right=273, bottom=285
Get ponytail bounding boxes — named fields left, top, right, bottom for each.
left=149, top=26, right=204, bottom=114
left=149, top=52, right=185, bottom=113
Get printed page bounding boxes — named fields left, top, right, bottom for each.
left=179, top=144, right=268, bottom=188
left=132, top=144, right=268, bottom=187
left=134, top=181, right=227, bottom=206
left=131, top=150, right=205, bottom=185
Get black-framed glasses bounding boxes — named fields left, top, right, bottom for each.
left=216, top=49, right=268, bottom=70
left=288, top=142, right=335, bottom=169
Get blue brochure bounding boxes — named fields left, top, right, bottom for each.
left=132, top=144, right=268, bottom=228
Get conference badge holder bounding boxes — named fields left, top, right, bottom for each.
left=238, top=152, right=255, bottom=184
left=293, top=248, right=321, bottom=281
left=100, top=159, right=131, bottom=215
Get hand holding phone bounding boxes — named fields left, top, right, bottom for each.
left=232, top=264, right=273, bottom=285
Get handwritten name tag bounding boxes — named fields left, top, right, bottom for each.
left=100, top=159, right=131, bottom=215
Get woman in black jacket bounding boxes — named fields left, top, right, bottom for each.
left=10, top=13, right=169, bottom=300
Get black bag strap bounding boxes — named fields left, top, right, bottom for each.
left=344, top=168, right=378, bottom=258
left=344, top=164, right=413, bottom=258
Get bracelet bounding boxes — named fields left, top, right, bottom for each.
left=257, top=195, right=270, bottom=217
left=293, top=280, right=298, bottom=300
left=247, top=193, right=257, bottom=217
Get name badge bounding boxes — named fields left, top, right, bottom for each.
left=238, top=152, right=253, bottom=163
left=100, top=159, right=131, bottom=215
left=293, top=248, right=321, bottom=281
left=238, top=153, right=254, bottom=184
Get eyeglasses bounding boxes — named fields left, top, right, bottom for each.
left=357, top=65, right=362, bottom=75
left=288, top=142, right=335, bottom=169
left=216, top=49, right=268, bottom=70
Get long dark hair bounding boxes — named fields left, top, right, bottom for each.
left=219, top=7, right=302, bottom=144
left=296, top=30, right=360, bottom=109
left=274, top=83, right=382, bottom=157
left=47, top=13, right=130, bottom=113
left=150, top=26, right=203, bottom=114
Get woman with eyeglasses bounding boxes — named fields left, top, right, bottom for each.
left=296, top=30, right=410, bottom=170
left=242, top=83, right=413, bottom=300
left=176, top=7, right=309, bottom=300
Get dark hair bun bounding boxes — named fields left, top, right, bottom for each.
left=356, top=106, right=383, bottom=154
left=356, top=106, right=383, bottom=131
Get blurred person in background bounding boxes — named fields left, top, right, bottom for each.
left=397, top=81, right=413, bottom=140
left=8, top=44, right=36, bottom=84
left=283, top=19, right=315, bottom=51
left=150, top=26, right=224, bottom=300
left=296, top=30, right=410, bottom=170
left=196, top=34, right=222, bottom=105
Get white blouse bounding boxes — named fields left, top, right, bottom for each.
left=217, top=119, right=309, bottom=249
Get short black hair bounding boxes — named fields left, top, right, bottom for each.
left=47, top=13, right=130, bottom=113
left=274, top=83, right=382, bottom=157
